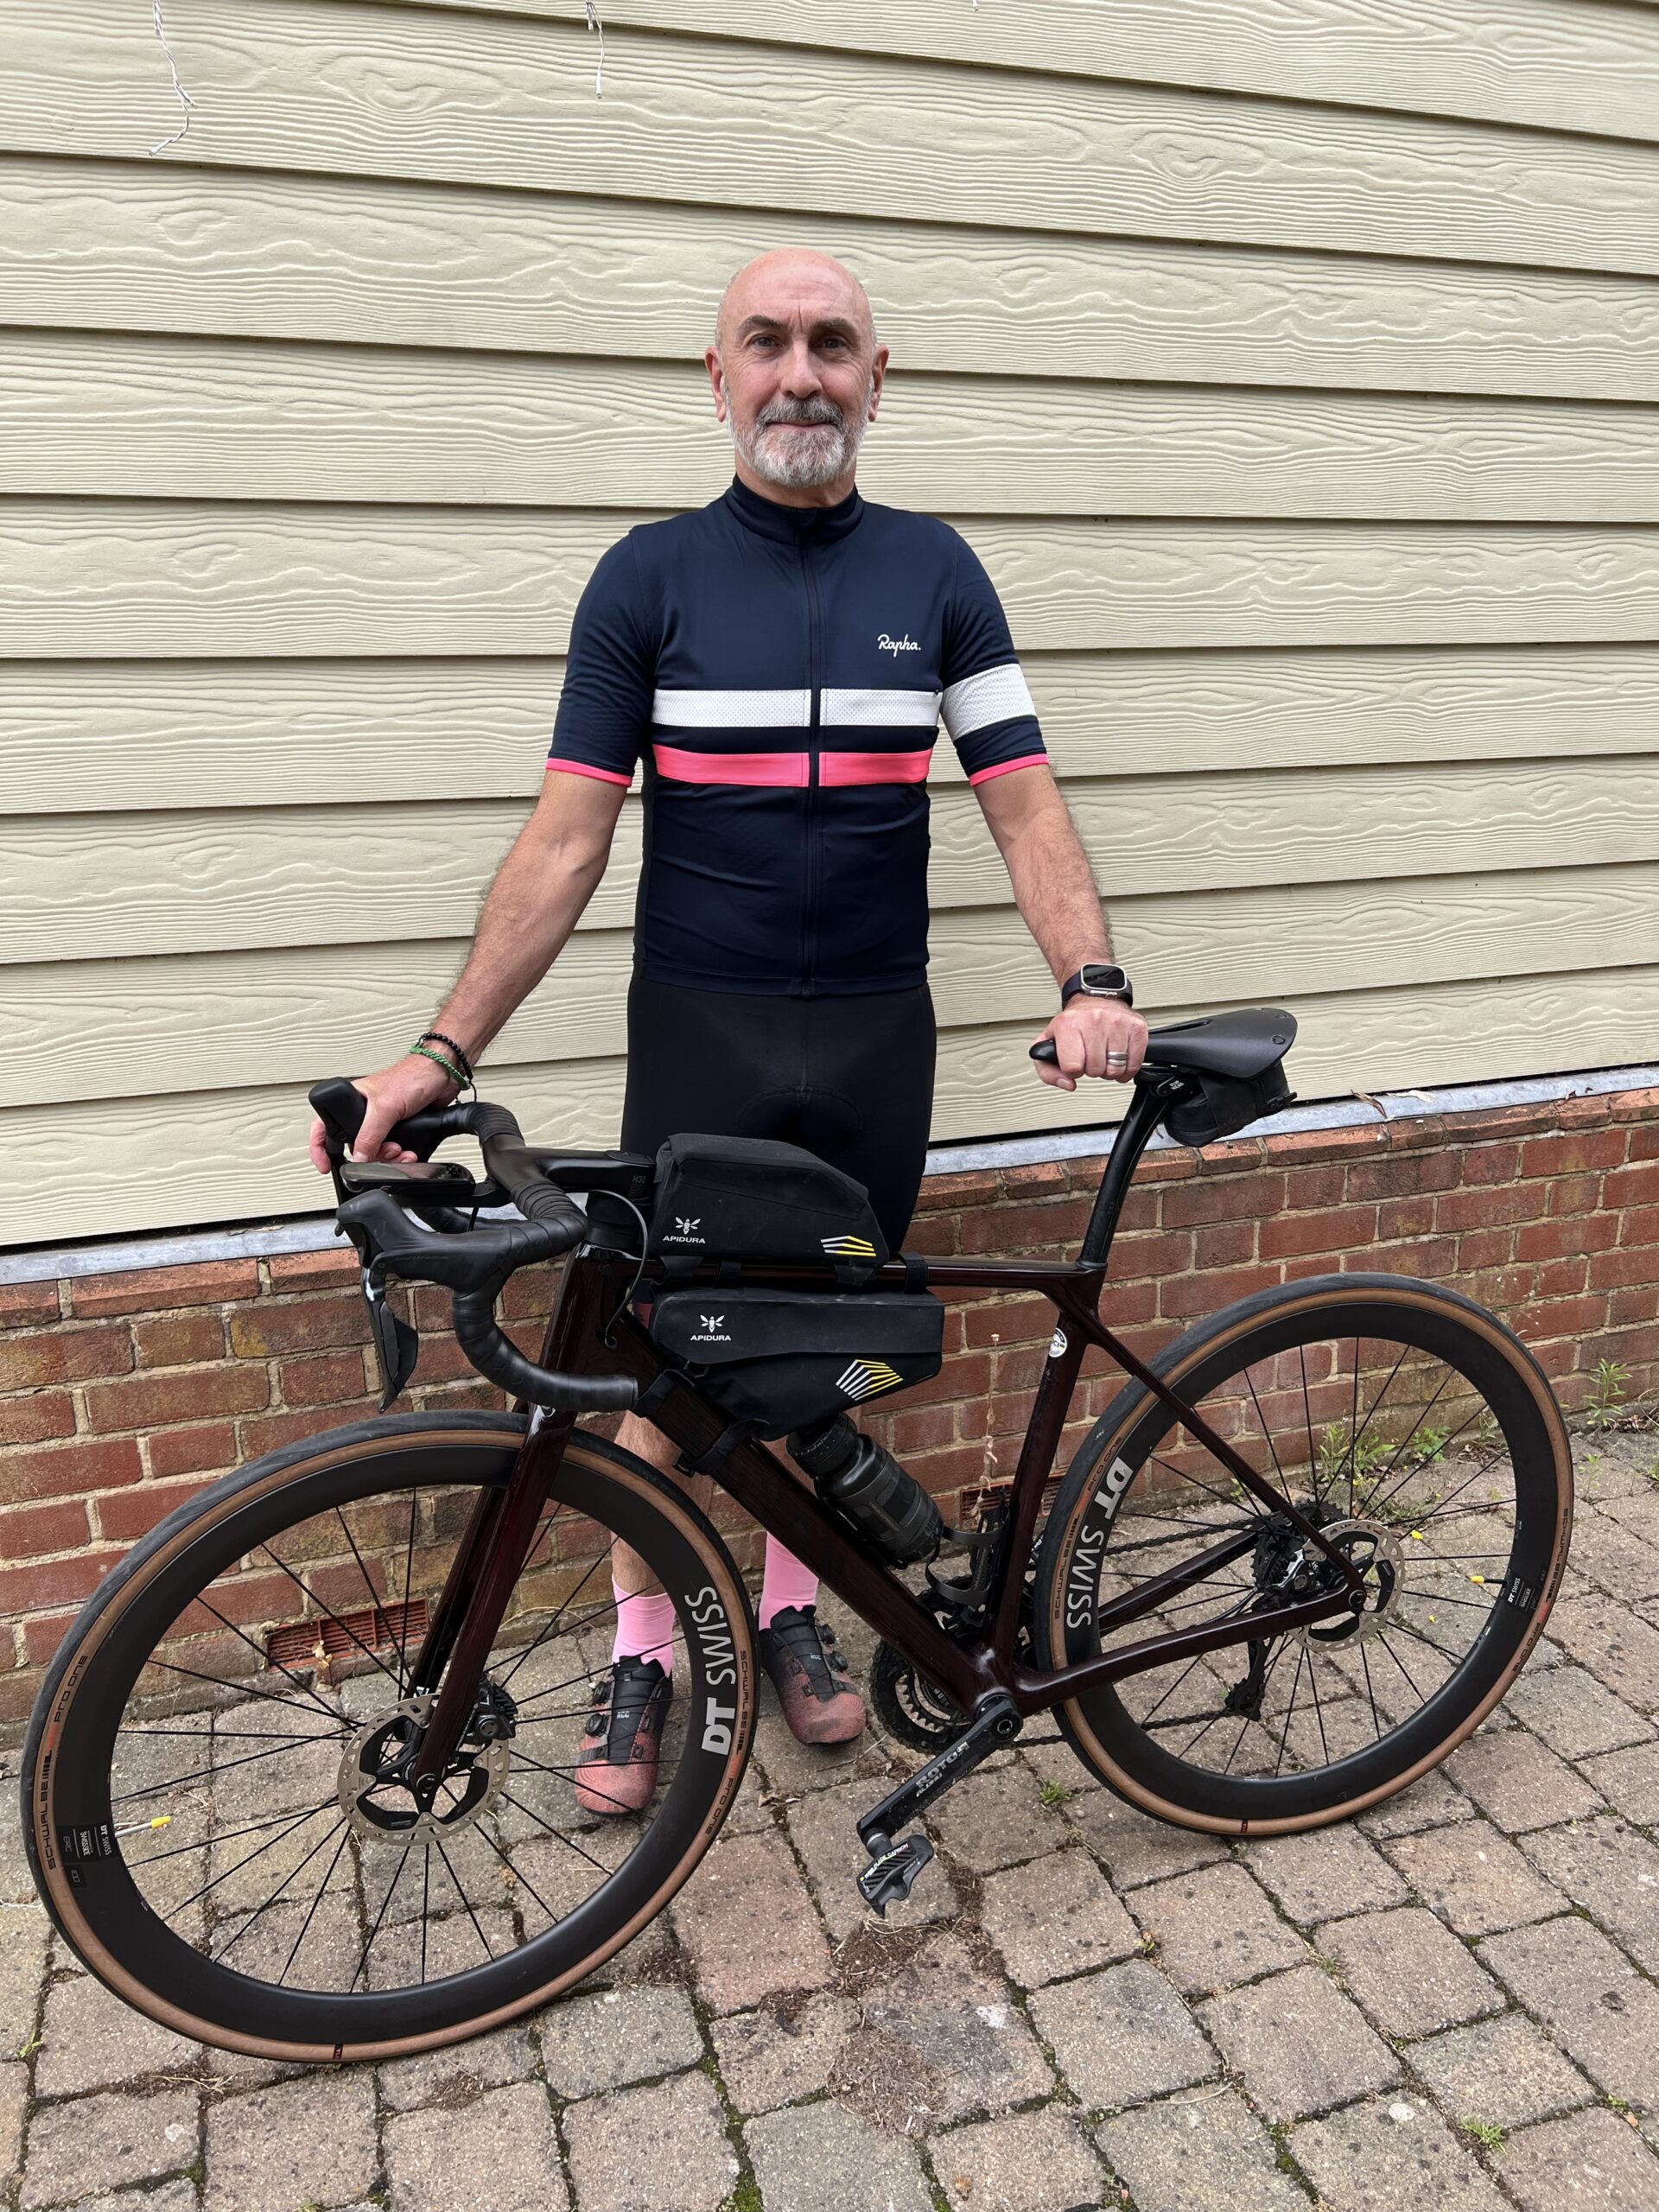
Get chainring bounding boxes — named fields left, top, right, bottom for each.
left=869, top=1639, right=968, bottom=1751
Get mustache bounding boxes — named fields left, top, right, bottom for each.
left=756, top=400, right=845, bottom=430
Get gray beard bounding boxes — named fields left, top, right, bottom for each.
left=728, top=380, right=873, bottom=490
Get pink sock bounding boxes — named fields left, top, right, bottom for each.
left=758, top=1537, right=819, bottom=1630
left=612, top=1579, right=676, bottom=1673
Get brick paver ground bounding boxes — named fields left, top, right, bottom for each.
left=4, top=1428, right=1659, bottom=2210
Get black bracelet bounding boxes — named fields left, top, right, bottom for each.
left=417, top=1029, right=474, bottom=1084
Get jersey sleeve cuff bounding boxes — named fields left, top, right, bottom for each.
left=967, top=751, right=1049, bottom=787
left=546, top=756, right=633, bottom=787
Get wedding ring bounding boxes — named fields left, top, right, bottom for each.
left=1106, top=1051, right=1129, bottom=1068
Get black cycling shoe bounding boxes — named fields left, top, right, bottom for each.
left=574, top=1656, right=672, bottom=1815
left=758, top=1605, right=866, bottom=1745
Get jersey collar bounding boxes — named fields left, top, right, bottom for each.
left=723, top=473, right=865, bottom=545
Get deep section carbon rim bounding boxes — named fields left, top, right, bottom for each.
left=27, top=1422, right=752, bottom=2055
left=1040, top=1282, right=1569, bottom=1827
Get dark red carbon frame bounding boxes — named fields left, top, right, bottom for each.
left=404, top=1077, right=1363, bottom=1789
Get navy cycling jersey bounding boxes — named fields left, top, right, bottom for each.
left=548, top=474, right=1047, bottom=995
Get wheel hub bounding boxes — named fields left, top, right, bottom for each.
left=1290, top=1515, right=1402, bottom=1643
left=337, top=1692, right=510, bottom=1846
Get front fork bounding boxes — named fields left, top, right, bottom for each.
left=403, top=1407, right=575, bottom=1797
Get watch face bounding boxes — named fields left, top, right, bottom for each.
left=1080, top=964, right=1128, bottom=993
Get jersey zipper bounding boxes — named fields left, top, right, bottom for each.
left=800, top=543, right=823, bottom=992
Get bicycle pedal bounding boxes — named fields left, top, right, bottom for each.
left=856, top=1831, right=934, bottom=1916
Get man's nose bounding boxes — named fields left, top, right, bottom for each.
left=779, top=338, right=823, bottom=394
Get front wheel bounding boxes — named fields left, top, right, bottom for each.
left=1033, top=1274, right=1573, bottom=1834
left=22, top=1411, right=755, bottom=2060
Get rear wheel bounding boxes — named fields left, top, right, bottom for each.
left=22, top=1412, right=754, bottom=2059
left=1033, top=1274, right=1572, bottom=1833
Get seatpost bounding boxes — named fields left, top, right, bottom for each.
left=1078, top=1074, right=1186, bottom=1268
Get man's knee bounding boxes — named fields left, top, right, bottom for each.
left=616, top=1410, right=677, bottom=1470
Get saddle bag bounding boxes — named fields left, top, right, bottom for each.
left=645, top=1133, right=888, bottom=1281
left=1164, top=1059, right=1294, bottom=1148
left=646, top=1286, right=944, bottom=1439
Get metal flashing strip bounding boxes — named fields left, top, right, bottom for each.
left=923, top=1061, right=1659, bottom=1179
left=4, top=1062, right=1656, bottom=1289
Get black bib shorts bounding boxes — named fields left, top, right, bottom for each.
left=620, top=976, right=938, bottom=1252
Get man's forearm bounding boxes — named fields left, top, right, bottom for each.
left=429, top=826, right=608, bottom=1060
left=995, top=785, right=1115, bottom=988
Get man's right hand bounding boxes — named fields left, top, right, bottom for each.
left=307, top=1054, right=461, bottom=1175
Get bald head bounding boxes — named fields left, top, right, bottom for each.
left=713, top=249, right=877, bottom=359
left=706, top=249, right=888, bottom=502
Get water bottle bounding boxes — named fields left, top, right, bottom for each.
left=788, top=1414, right=943, bottom=1565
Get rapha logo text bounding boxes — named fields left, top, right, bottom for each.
left=878, top=632, right=919, bottom=656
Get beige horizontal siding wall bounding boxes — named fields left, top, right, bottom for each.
left=3, top=0, right=1657, bottom=1244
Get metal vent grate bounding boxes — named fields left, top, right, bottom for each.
left=265, top=1599, right=429, bottom=1671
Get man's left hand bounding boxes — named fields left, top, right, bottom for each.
left=1033, top=996, right=1148, bottom=1090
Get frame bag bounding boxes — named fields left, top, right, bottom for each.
left=646, top=1287, right=944, bottom=1439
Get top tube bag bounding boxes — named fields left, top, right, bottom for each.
left=645, top=1133, right=888, bottom=1281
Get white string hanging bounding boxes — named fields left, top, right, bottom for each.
left=586, top=0, right=606, bottom=98
left=148, top=0, right=195, bottom=154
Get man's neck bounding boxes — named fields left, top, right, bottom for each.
left=731, top=456, right=857, bottom=509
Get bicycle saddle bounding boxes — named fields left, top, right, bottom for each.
left=1141, top=1007, right=1297, bottom=1081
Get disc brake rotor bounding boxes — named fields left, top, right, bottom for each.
left=1297, top=1516, right=1403, bottom=1643
left=338, top=1693, right=509, bottom=1847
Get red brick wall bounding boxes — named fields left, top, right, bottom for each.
left=3, top=1084, right=1654, bottom=1729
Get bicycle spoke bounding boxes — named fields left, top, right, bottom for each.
left=215, top=1815, right=347, bottom=1967
left=124, top=1725, right=339, bottom=1744
left=435, top=1837, right=498, bottom=1961
left=499, top=1788, right=622, bottom=1876
left=1297, top=1347, right=1318, bottom=1501
left=494, top=1548, right=610, bottom=1694
left=1274, top=1642, right=1309, bottom=1776
left=1243, top=1367, right=1292, bottom=1502
left=473, top=1813, right=562, bottom=1926
left=259, top=1543, right=403, bottom=1693
left=150, top=1649, right=346, bottom=1733
left=353, top=1846, right=410, bottom=1992
left=420, top=1853, right=431, bottom=1986
left=280, top=1823, right=355, bottom=1987
left=1306, top=1649, right=1333, bottom=1765
left=113, top=1733, right=333, bottom=1808
left=173, top=1801, right=336, bottom=1914
left=1358, top=1641, right=1386, bottom=1744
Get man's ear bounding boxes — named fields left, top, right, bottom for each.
left=705, top=346, right=728, bottom=423
left=868, top=345, right=889, bottom=418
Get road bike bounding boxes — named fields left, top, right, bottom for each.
left=21, top=1008, right=1573, bottom=2060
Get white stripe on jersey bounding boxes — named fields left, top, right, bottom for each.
left=652, top=688, right=811, bottom=728
left=942, top=662, right=1035, bottom=740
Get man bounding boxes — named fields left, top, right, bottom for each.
left=309, top=249, right=1147, bottom=1812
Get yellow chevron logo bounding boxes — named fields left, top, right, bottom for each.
left=822, top=1234, right=878, bottom=1258
left=836, top=1358, right=904, bottom=1402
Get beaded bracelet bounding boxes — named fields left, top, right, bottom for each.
left=416, top=1028, right=475, bottom=1085
left=409, top=1042, right=469, bottom=1089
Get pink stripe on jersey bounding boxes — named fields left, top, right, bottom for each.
left=652, top=745, right=809, bottom=786
left=967, top=753, right=1048, bottom=787
left=546, top=757, right=632, bottom=787
left=818, top=748, right=933, bottom=786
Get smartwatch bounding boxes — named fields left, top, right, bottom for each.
left=1060, top=962, right=1134, bottom=1009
